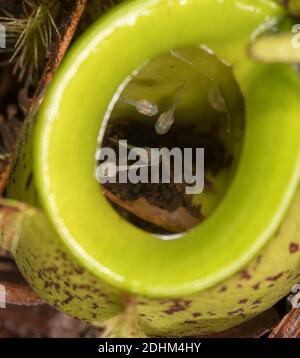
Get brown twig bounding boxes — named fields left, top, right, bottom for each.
left=0, top=304, right=89, bottom=338
left=0, top=259, right=43, bottom=306
left=269, top=293, right=300, bottom=338
left=31, top=0, right=88, bottom=110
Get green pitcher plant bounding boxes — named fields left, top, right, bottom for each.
left=1, top=0, right=300, bottom=337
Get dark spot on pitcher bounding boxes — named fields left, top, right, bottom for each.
left=207, top=311, right=216, bottom=316
left=218, top=285, right=227, bottom=292
left=266, top=272, right=284, bottom=282
left=252, top=282, right=260, bottom=290
left=238, top=299, right=248, bottom=304
left=228, top=308, right=244, bottom=317
left=289, top=242, right=299, bottom=254
left=192, top=312, right=202, bottom=318
left=240, top=270, right=251, bottom=280
left=163, top=299, right=191, bottom=315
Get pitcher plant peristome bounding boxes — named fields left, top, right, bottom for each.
left=1, top=0, right=300, bottom=337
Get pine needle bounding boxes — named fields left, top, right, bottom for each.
left=0, top=0, right=60, bottom=84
